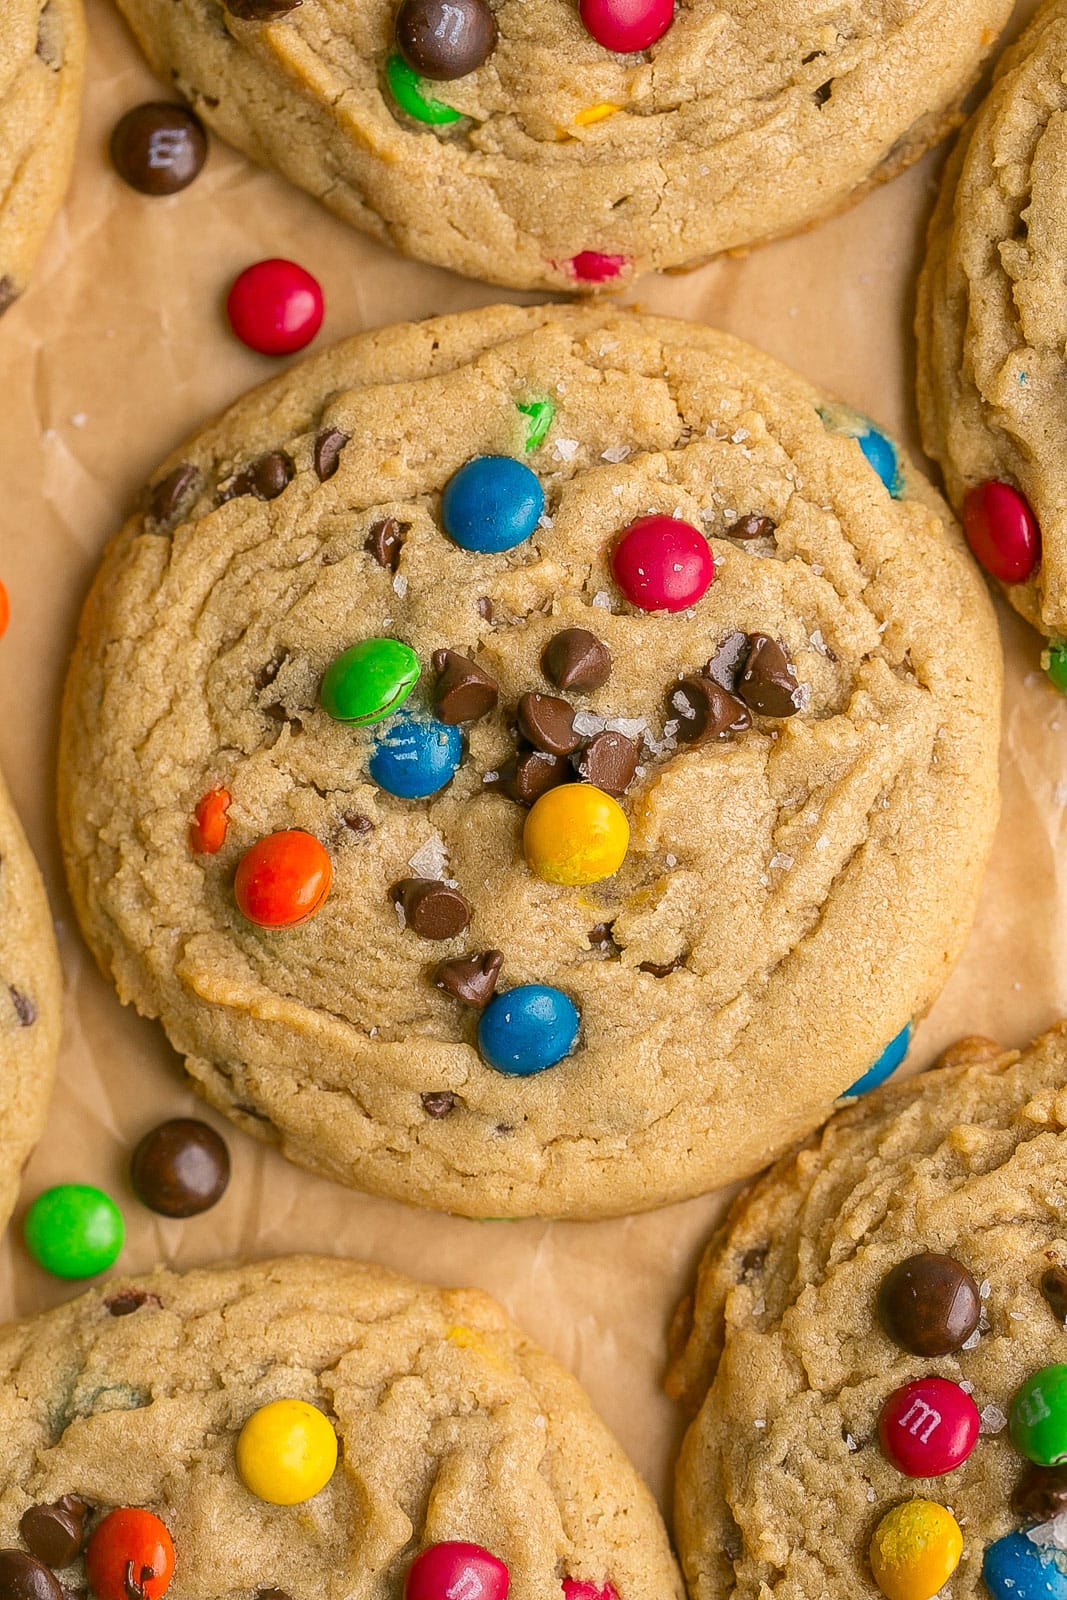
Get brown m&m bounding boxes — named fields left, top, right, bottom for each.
left=110, top=104, right=207, bottom=195
left=130, top=1119, right=231, bottom=1218
left=395, top=0, right=498, bottom=80
left=878, top=1252, right=981, bottom=1356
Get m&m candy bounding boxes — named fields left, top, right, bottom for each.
left=983, top=1531, right=1067, bottom=1599
left=578, top=0, right=674, bottom=52
left=24, top=1184, right=124, bottom=1278
left=234, top=830, right=332, bottom=927
left=369, top=714, right=463, bottom=797
left=563, top=1585, right=619, bottom=1599
left=85, top=1509, right=174, bottom=1600
left=868, top=1500, right=962, bottom=1600
left=385, top=54, right=463, bottom=124
left=842, top=1022, right=912, bottom=1097
left=878, top=1252, right=981, bottom=1357
left=0, top=580, right=9, bottom=640
left=878, top=1377, right=979, bottom=1477
left=962, top=480, right=1040, bottom=585
left=320, top=637, right=420, bottom=724
left=611, top=515, right=714, bottom=612
left=857, top=427, right=902, bottom=498
left=441, top=455, right=544, bottom=553
left=405, top=1543, right=509, bottom=1600
left=189, top=786, right=230, bottom=854
left=1011, top=1365, right=1067, bottom=1465
left=477, top=984, right=580, bottom=1075
left=523, top=783, right=629, bottom=885
left=1046, top=642, right=1067, bottom=695
left=568, top=251, right=629, bottom=284
left=236, top=1399, right=338, bottom=1505
left=226, top=258, right=324, bottom=356
left=395, top=0, right=497, bottom=79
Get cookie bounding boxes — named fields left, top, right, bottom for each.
left=666, top=1026, right=1067, bottom=1600
left=0, top=0, right=85, bottom=315
left=0, top=1254, right=682, bottom=1599
left=0, top=763, right=62, bottom=1230
left=917, top=0, right=1067, bottom=671
left=57, top=304, right=1001, bottom=1220
left=111, top=0, right=1011, bottom=292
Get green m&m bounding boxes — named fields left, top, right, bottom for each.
left=1044, top=642, right=1067, bottom=695
left=320, top=638, right=420, bottom=725
left=1010, top=1365, right=1067, bottom=1464
left=385, top=55, right=462, bottom=125
left=24, top=1184, right=124, bottom=1278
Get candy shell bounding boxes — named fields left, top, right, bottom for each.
left=319, top=637, right=421, bottom=724
left=369, top=714, right=463, bottom=798
left=842, top=1022, right=911, bottom=1097
left=236, top=1399, right=338, bottom=1505
left=385, top=53, right=464, bottom=123
left=963, top=480, right=1041, bottom=584
left=578, top=0, right=674, bottom=52
left=868, top=1499, right=963, bottom=1600
left=24, top=1185, right=124, bottom=1278
left=878, top=1377, right=979, bottom=1477
left=234, top=830, right=332, bottom=927
left=441, top=455, right=544, bottom=553
left=524, top=783, right=629, bottom=885
left=1011, top=1366, right=1067, bottom=1466
left=405, top=1543, right=509, bottom=1600
left=612, top=514, right=713, bottom=612
left=85, top=1510, right=174, bottom=1600
left=478, top=984, right=580, bottom=1076
left=983, top=1532, right=1067, bottom=1600
left=226, top=258, right=323, bottom=356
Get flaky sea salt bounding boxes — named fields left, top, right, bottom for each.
left=554, top=438, right=580, bottom=462
left=815, top=834, right=830, bottom=851
left=408, top=834, right=448, bottom=879
left=573, top=711, right=607, bottom=738
left=844, top=1433, right=858, bottom=1452
left=592, top=590, right=612, bottom=608
left=601, top=444, right=631, bottom=463
left=769, top=853, right=794, bottom=872
left=665, top=854, right=678, bottom=868
left=979, top=1404, right=1007, bottom=1435
left=961, top=1328, right=981, bottom=1351
left=1026, top=1512, right=1067, bottom=1551
left=392, top=572, right=408, bottom=597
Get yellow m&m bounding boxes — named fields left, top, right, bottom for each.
left=869, top=1499, right=963, bottom=1600
left=523, top=783, right=629, bottom=886
left=236, top=1398, right=338, bottom=1505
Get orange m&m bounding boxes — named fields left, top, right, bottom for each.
left=85, top=1508, right=175, bottom=1600
left=234, top=830, right=332, bottom=928
left=189, top=787, right=231, bottom=854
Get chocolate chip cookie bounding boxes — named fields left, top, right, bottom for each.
left=112, top=0, right=1010, bottom=291
left=58, top=304, right=1001, bottom=1219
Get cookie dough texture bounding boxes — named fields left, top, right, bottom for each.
left=58, top=305, right=1002, bottom=1219
left=917, top=0, right=1067, bottom=638
left=667, top=1028, right=1067, bottom=1600
left=0, top=1255, right=682, bottom=1599
left=0, top=0, right=85, bottom=313
left=112, top=0, right=1011, bottom=292
left=0, top=764, right=61, bottom=1230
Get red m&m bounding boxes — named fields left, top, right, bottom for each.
left=579, top=0, right=674, bottom=52
left=404, top=1542, right=509, bottom=1600
left=85, top=1509, right=175, bottom=1600
left=563, top=1584, right=619, bottom=1599
left=961, top=480, right=1040, bottom=584
left=612, top=514, right=714, bottom=612
left=227, top=258, right=324, bottom=355
left=568, top=250, right=629, bottom=284
left=878, top=1377, right=979, bottom=1477
left=234, top=830, right=332, bottom=927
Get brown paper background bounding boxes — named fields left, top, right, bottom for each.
left=0, top=0, right=1060, bottom=1518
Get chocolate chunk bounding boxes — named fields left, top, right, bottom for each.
left=342, top=812, right=374, bottom=835
left=366, top=517, right=406, bottom=571
left=392, top=879, right=471, bottom=940
left=704, top=631, right=749, bottom=692
left=541, top=628, right=611, bottom=693
left=726, top=513, right=776, bottom=540
left=573, top=731, right=639, bottom=795
left=517, top=693, right=580, bottom=755
left=877, top=1252, right=981, bottom=1356
left=489, top=749, right=569, bottom=806
left=110, top=103, right=207, bottom=195
left=0, top=277, right=18, bottom=319
left=313, top=428, right=348, bottom=482
left=1042, top=1264, right=1067, bottom=1324
left=103, top=1288, right=161, bottom=1317
left=395, top=0, right=497, bottom=80
left=420, top=1091, right=457, bottom=1119
left=432, top=650, right=498, bottom=724
left=0, top=1552, right=64, bottom=1600
left=433, top=949, right=503, bottom=1006
left=224, top=0, right=301, bottom=16
left=738, top=634, right=802, bottom=717
left=9, top=988, right=35, bottom=1026
left=476, top=597, right=494, bottom=622
left=130, top=1118, right=231, bottom=1218
left=1012, top=1464, right=1067, bottom=1521
left=147, top=463, right=199, bottom=527
left=19, top=1500, right=88, bottom=1569
left=639, top=953, right=685, bottom=977
left=222, top=450, right=294, bottom=503
left=671, top=675, right=751, bottom=743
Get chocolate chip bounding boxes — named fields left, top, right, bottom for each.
left=342, top=812, right=374, bottom=835
left=103, top=1288, right=161, bottom=1317
left=573, top=731, right=639, bottom=795
left=638, top=953, right=685, bottom=977
left=476, top=597, right=494, bottom=622
left=147, top=463, right=199, bottom=527
left=704, top=631, right=749, bottom=693
left=587, top=922, right=617, bottom=950
left=257, top=1591, right=294, bottom=1600
left=222, top=451, right=294, bottom=503
left=737, top=634, right=803, bottom=717
left=1012, top=1464, right=1067, bottom=1521
left=814, top=79, right=833, bottom=106
left=671, top=675, right=751, bottom=743
left=110, top=103, right=207, bottom=195
left=124, top=1564, right=156, bottom=1600
left=420, top=1091, right=457, bottom=1119
left=0, top=277, right=18, bottom=319
left=1042, top=1265, right=1067, bottom=1325
left=0, top=1552, right=64, bottom=1600
left=740, top=1245, right=768, bottom=1280
left=517, top=693, right=580, bottom=755
left=726, top=513, right=776, bottom=540
left=395, top=0, right=497, bottom=80
left=541, top=628, right=611, bottom=693
left=432, top=650, right=498, bottom=724
left=392, top=879, right=471, bottom=940
left=433, top=949, right=503, bottom=1006
left=488, top=749, right=569, bottom=806
left=19, top=1500, right=88, bottom=1569
left=254, top=657, right=283, bottom=691
left=129, top=1119, right=231, bottom=1218
left=366, top=517, right=406, bottom=571
left=224, top=0, right=301, bottom=16
left=313, top=428, right=348, bottom=482
left=9, top=988, right=35, bottom=1026
left=877, top=1252, right=981, bottom=1356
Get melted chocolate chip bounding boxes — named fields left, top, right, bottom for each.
left=0, top=1551, right=64, bottom=1600
left=704, top=631, right=749, bottom=693
left=488, top=749, right=570, bottom=805
left=573, top=731, right=639, bottom=795
left=814, top=79, right=834, bottom=106
left=433, top=949, right=503, bottom=1006
left=587, top=922, right=618, bottom=951
left=392, top=879, right=471, bottom=940
left=366, top=517, right=407, bottom=571
left=517, top=693, right=580, bottom=755
left=222, top=451, right=294, bottom=503
left=1012, top=1464, right=1067, bottom=1521
left=420, top=1091, right=457, bottom=1118
left=541, top=628, right=611, bottom=693
left=1042, top=1264, right=1067, bottom=1324
left=313, top=428, right=348, bottom=482
left=342, top=812, right=374, bottom=836
left=224, top=0, right=301, bottom=16
left=878, top=1252, right=981, bottom=1356
left=9, top=988, right=35, bottom=1026
left=738, top=634, right=802, bottom=718
left=476, top=597, right=494, bottom=622
left=130, top=1118, right=231, bottom=1217
left=395, top=0, right=497, bottom=80
left=671, top=675, right=751, bottom=743
left=726, top=513, right=776, bottom=541
left=147, top=463, right=199, bottom=527
left=0, top=278, right=18, bottom=319
left=638, top=953, right=685, bottom=977
left=740, top=1245, right=768, bottom=1279
left=110, top=103, right=207, bottom=195
left=19, top=1500, right=88, bottom=1569
left=104, top=1289, right=162, bottom=1317
left=432, top=650, right=498, bottom=724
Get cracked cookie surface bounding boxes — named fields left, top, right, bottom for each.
left=112, top=0, right=1010, bottom=291
left=58, top=304, right=1001, bottom=1219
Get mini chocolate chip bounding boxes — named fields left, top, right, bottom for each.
left=433, top=949, right=503, bottom=1006
left=573, top=731, right=639, bottom=795
left=313, top=428, right=348, bottom=482
left=489, top=749, right=570, bottom=806
left=110, top=103, right=207, bottom=195
left=103, top=1288, right=162, bottom=1316
left=878, top=1252, right=981, bottom=1356
left=476, top=597, right=494, bottom=622
left=342, top=812, right=374, bottom=835
left=1012, top=1464, right=1067, bottom=1521
left=541, top=628, right=611, bottom=692
left=9, top=988, right=35, bottom=1026
left=740, top=1245, right=768, bottom=1279
left=0, top=277, right=18, bottom=319
left=738, top=634, right=802, bottom=717
left=147, top=462, right=199, bottom=526
left=392, top=879, right=471, bottom=940
left=671, top=675, right=751, bottom=743
left=19, top=1500, right=88, bottom=1569
left=517, top=692, right=580, bottom=755
left=814, top=79, right=833, bottom=106
left=704, top=631, right=749, bottom=692
left=1042, top=1265, right=1067, bottom=1324
left=130, top=1118, right=231, bottom=1217
left=587, top=922, right=617, bottom=950
left=432, top=650, right=498, bottom=723
left=726, top=513, right=776, bottom=540
left=222, top=450, right=294, bottom=503
left=638, top=953, right=685, bottom=977
left=366, top=517, right=407, bottom=571
left=0, top=1551, right=64, bottom=1600
left=395, top=0, right=497, bottom=80
left=254, top=656, right=283, bottom=691
left=224, top=0, right=301, bottom=16
left=420, top=1091, right=457, bottom=1119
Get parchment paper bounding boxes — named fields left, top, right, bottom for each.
left=0, top=0, right=1059, bottom=1515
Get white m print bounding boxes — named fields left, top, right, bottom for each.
left=434, top=4, right=466, bottom=44
left=898, top=1398, right=942, bottom=1443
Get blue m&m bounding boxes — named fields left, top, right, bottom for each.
left=477, top=984, right=580, bottom=1075
left=818, top=405, right=903, bottom=499
left=842, top=1022, right=912, bottom=1098
left=983, top=1533, right=1067, bottom=1600
left=369, top=714, right=463, bottom=798
left=441, top=455, right=544, bottom=553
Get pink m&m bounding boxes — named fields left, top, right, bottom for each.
left=569, top=251, right=630, bottom=284
left=405, top=1542, right=509, bottom=1600
left=962, top=479, right=1040, bottom=584
left=226, top=258, right=324, bottom=356
left=878, top=1377, right=979, bottom=1477
left=612, top=514, right=714, bottom=612
left=563, top=1584, right=620, bottom=1599
left=579, top=0, right=674, bottom=52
